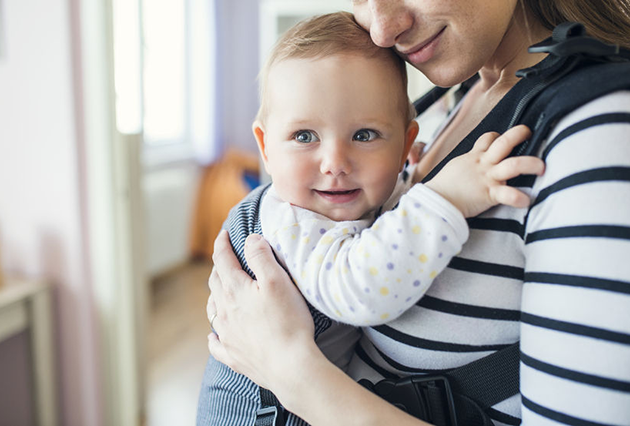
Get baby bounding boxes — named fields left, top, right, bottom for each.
left=201, top=12, right=543, bottom=426
left=253, top=12, right=542, bottom=326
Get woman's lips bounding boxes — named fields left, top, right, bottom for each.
left=401, top=27, right=445, bottom=64
left=315, top=189, right=361, bottom=204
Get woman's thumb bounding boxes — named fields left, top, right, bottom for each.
left=244, top=234, right=281, bottom=285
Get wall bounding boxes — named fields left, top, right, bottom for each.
left=215, top=0, right=260, bottom=155
left=0, top=0, right=102, bottom=425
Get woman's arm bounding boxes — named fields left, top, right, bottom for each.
left=207, top=230, right=430, bottom=426
left=520, top=91, right=630, bottom=424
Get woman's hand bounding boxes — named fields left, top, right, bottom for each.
left=207, top=230, right=315, bottom=390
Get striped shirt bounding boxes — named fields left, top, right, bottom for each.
left=197, top=90, right=630, bottom=426
left=348, top=90, right=630, bottom=426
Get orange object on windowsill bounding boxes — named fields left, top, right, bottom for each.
left=189, top=149, right=261, bottom=261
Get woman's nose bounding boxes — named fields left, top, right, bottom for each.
left=320, top=143, right=352, bottom=177
left=363, top=0, right=414, bottom=48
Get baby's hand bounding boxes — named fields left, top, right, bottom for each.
left=425, top=125, right=544, bottom=217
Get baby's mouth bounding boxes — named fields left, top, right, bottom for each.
left=315, top=189, right=361, bottom=203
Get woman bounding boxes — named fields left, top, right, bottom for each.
left=202, top=1, right=630, bottom=425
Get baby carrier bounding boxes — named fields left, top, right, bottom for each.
left=255, top=22, right=630, bottom=426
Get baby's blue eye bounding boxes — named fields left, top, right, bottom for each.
left=294, top=130, right=319, bottom=144
left=353, top=129, right=379, bottom=142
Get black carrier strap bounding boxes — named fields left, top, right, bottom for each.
left=256, top=389, right=286, bottom=426
left=256, top=22, right=630, bottom=426
left=359, top=343, right=519, bottom=426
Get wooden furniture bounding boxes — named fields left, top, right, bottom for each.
left=0, top=277, right=58, bottom=426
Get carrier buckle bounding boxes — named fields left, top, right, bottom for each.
left=370, top=375, right=458, bottom=426
left=255, top=406, right=285, bottom=426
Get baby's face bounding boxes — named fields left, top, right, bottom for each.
left=255, top=53, right=416, bottom=221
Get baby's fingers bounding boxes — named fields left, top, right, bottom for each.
left=484, top=125, right=532, bottom=164
left=489, top=186, right=532, bottom=209
left=488, top=156, right=545, bottom=181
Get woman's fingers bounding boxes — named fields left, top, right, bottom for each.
left=483, top=125, right=532, bottom=164
left=243, top=233, right=289, bottom=290
left=212, top=230, right=255, bottom=296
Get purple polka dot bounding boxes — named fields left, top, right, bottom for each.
left=364, top=287, right=370, bottom=293
left=409, top=251, right=414, bottom=256
left=326, top=262, right=333, bottom=270
left=319, top=228, right=326, bottom=234
left=276, top=244, right=282, bottom=251
left=441, top=235, right=448, bottom=242
left=414, top=202, right=421, bottom=208
left=353, top=226, right=357, bottom=232
left=316, top=295, right=322, bottom=302
left=413, top=280, right=421, bottom=287
left=442, top=217, right=447, bottom=222
left=397, top=229, right=403, bottom=233
left=405, top=297, right=412, bottom=302
left=349, top=306, right=355, bottom=312
left=392, top=244, right=399, bottom=250
left=302, top=232, right=308, bottom=237
left=394, top=294, right=399, bottom=298
left=306, top=289, right=311, bottom=295
left=387, top=262, right=394, bottom=270
left=438, top=253, right=443, bottom=258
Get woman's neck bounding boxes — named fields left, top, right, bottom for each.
left=477, top=6, right=551, bottom=95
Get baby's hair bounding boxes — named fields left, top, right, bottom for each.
left=256, top=11, right=414, bottom=123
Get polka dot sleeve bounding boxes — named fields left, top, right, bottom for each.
left=260, top=183, right=469, bottom=326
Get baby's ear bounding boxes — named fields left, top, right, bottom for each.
left=252, top=121, right=269, bottom=166
left=401, top=120, right=420, bottom=171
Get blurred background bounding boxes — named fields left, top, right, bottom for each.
left=0, top=1, right=433, bottom=425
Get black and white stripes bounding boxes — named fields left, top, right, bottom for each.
left=349, top=91, right=630, bottom=426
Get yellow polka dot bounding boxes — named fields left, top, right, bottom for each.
left=418, top=254, right=428, bottom=263
left=380, top=313, right=390, bottom=320
left=301, top=271, right=306, bottom=279
left=412, top=225, right=421, bottom=234
left=369, top=267, right=379, bottom=276
left=334, top=294, right=341, bottom=302
left=342, top=267, right=349, bottom=274
left=292, top=223, right=299, bottom=227
left=316, top=255, right=324, bottom=264
left=400, top=209, right=408, bottom=217
left=321, top=236, right=334, bottom=244
left=302, top=237, right=310, bottom=244
left=407, top=269, right=412, bottom=274
left=373, top=224, right=380, bottom=230
left=342, top=228, right=349, bottom=235
left=364, top=251, right=371, bottom=258
left=430, top=270, right=438, bottom=279
left=396, top=278, right=402, bottom=283
left=380, top=287, right=389, bottom=296
left=291, top=234, right=296, bottom=240
left=335, top=310, right=343, bottom=317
